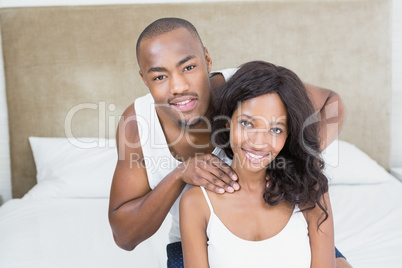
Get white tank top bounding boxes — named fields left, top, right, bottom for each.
left=133, top=68, right=237, bottom=243
left=200, top=187, right=311, bottom=268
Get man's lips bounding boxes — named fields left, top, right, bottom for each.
left=170, top=96, right=198, bottom=112
left=242, top=148, right=270, bottom=164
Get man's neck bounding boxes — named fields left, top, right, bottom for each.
left=210, top=73, right=225, bottom=93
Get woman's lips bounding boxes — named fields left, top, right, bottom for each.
left=242, top=149, right=270, bottom=164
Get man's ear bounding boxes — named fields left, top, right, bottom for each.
left=204, top=47, right=212, bottom=73
left=139, top=70, right=148, bottom=87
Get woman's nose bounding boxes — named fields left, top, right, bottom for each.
left=246, top=130, right=271, bottom=150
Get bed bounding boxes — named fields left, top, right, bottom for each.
left=0, top=1, right=399, bottom=267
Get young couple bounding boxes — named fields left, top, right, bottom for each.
left=108, top=18, right=351, bottom=268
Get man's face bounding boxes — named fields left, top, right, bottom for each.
left=138, top=28, right=212, bottom=128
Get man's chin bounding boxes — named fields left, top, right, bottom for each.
left=178, top=117, right=204, bottom=128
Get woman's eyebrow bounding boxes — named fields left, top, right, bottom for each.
left=236, top=114, right=254, bottom=121
left=272, top=121, right=287, bottom=127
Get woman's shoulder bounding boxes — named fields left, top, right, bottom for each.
left=180, top=186, right=207, bottom=210
left=180, top=187, right=211, bottom=226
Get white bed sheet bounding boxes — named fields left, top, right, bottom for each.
left=1, top=178, right=401, bottom=268
left=330, top=175, right=402, bottom=267
left=1, top=142, right=402, bottom=268
left=0, top=198, right=172, bottom=268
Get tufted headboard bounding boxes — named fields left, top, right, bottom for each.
left=0, top=0, right=391, bottom=198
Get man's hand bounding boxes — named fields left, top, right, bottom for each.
left=176, top=153, right=239, bottom=193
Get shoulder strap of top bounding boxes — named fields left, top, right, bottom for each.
left=200, top=186, right=214, bottom=213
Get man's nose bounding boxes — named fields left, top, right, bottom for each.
left=169, top=73, right=189, bottom=95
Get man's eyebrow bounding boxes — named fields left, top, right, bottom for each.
left=177, top=55, right=195, bottom=67
left=147, top=67, right=167, bottom=74
left=146, top=55, right=195, bottom=73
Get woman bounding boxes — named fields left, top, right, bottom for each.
left=179, top=61, right=335, bottom=267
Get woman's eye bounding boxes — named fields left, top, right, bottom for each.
left=240, top=121, right=251, bottom=127
left=184, top=65, right=195, bottom=71
left=271, top=127, right=283, bottom=134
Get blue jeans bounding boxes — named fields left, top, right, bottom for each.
left=167, top=242, right=346, bottom=268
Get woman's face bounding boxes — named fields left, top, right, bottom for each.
left=229, top=93, right=288, bottom=173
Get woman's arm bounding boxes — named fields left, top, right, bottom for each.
left=304, top=191, right=336, bottom=268
left=180, top=187, right=210, bottom=268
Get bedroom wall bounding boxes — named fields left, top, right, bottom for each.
left=392, top=0, right=402, bottom=168
left=0, top=0, right=400, bottom=204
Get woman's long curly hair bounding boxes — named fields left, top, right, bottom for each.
left=211, top=61, right=329, bottom=227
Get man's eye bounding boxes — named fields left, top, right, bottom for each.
left=271, top=127, right=283, bottom=134
left=154, top=75, right=166, bottom=81
left=240, top=121, right=251, bottom=127
left=184, top=65, right=195, bottom=71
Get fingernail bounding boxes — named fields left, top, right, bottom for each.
left=226, top=186, right=234, bottom=192
left=233, top=183, right=240, bottom=190
left=218, top=188, right=225, bottom=194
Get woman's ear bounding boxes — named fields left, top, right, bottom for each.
left=225, top=122, right=230, bottom=129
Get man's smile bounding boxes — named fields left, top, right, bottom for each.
left=170, top=96, right=198, bottom=112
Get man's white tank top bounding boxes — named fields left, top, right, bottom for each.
left=134, top=68, right=237, bottom=243
left=200, top=187, right=311, bottom=267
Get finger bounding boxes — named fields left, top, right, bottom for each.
left=193, top=170, right=226, bottom=194
left=207, top=156, right=240, bottom=191
left=194, top=154, right=239, bottom=192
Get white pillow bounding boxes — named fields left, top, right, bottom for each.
left=322, top=140, right=391, bottom=185
left=24, top=137, right=117, bottom=199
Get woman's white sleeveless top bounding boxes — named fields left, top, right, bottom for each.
left=200, top=187, right=311, bottom=268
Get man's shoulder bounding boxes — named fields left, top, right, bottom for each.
left=121, top=93, right=153, bottom=117
left=210, top=68, right=238, bottom=81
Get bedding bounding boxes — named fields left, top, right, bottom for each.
left=1, top=139, right=402, bottom=267
left=330, top=178, right=402, bottom=267
left=0, top=198, right=172, bottom=268
left=26, top=137, right=117, bottom=199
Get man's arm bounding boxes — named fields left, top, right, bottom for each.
left=108, top=104, right=186, bottom=250
left=108, top=105, right=238, bottom=251
left=304, top=83, right=346, bottom=150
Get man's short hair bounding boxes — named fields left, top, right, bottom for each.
left=136, top=17, right=204, bottom=62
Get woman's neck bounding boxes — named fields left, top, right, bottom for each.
left=231, top=158, right=267, bottom=193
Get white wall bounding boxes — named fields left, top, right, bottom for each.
left=392, top=0, right=402, bottom=168
left=0, top=0, right=401, bottom=204
left=0, top=32, right=10, bottom=205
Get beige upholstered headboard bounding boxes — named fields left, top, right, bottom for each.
left=0, top=0, right=391, bottom=198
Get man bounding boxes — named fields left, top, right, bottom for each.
left=108, top=18, right=350, bottom=267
